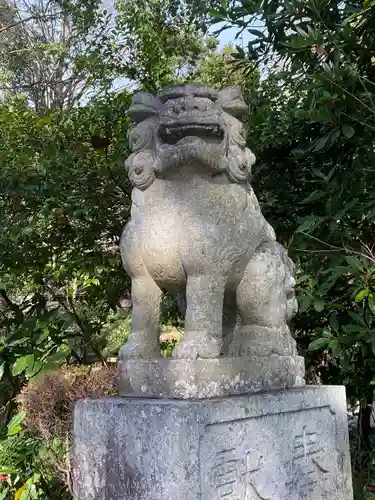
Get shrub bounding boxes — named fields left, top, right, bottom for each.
left=5, top=364, right=118, bottom=496
left=17, top=364, right=117, bottom=443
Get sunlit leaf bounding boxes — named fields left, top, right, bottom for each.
left=355, top=288, right=369, bottom=302
left=7, top=412, right=25, bottom=436
left=308, top=337, right=330, bottom=351
left=342, top=124, right=355, bottom=139
left=313, top=299, right=325, bottom=312
left=15, top=485, right=26, bottom=500
left=12, top=356, right=30, bottom=377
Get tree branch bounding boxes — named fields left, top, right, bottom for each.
left=0, top=11, right=64, bottom=34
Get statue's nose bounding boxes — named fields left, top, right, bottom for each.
left=184, top=96, right=208, bottom=112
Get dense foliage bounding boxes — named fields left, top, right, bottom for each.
left=0, top=1, right=218, bottom=497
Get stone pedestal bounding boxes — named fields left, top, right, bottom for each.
left=72, top=386, right=353, bottom=499
left=118, top=355, right=305, bottom=399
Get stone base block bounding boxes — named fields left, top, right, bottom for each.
left=117, top=355, right=305, bottom=398
left=72, top=386, right=353, bottom=500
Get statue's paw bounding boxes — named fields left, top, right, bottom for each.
left=172, top=341, right=199, bottom=360
left=119, top=337, right=160, bottom=360
left=172, top=334, right=222, bottom=360
left=177, top=136, right=204, bottom=147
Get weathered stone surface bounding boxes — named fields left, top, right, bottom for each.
left=119, top=83, right=300, bottom=369
left=117, top=355, right=305, bottom=398
left=73, top=386, right=353, bottom=500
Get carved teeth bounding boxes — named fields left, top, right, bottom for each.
left=164, top=125, right=222, bottom=135
left=160, top=123, right=224, bottom=145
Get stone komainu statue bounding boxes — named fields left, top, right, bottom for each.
left=120, top=84, right=298, bottom=361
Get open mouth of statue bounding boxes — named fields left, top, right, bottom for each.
left=159, top=123, right=224, bottom=145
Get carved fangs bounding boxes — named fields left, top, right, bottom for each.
left=160, top=123, right=224, bottom=145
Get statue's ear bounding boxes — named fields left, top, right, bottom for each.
left=217, top=86, right=248, bottom=119
left=128, top=92, right=162, bottom=122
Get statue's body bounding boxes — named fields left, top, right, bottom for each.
left=120, top=84, right=298, bottom=361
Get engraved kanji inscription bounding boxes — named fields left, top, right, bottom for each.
left=286, top=425, right=331, bottom=496
left=202, top=406, right=343, bottom=500
left=210, top=448, right=264, bottom=499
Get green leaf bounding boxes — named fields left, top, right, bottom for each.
left=12, top=355, right=30, bottom=376
left=46, top=350, right=68, bottom=363
left=311, top=168, right=328, bottom=181
left=313, top=135, right=330, bottom=151
left=355, top=288, right=369, bottom=302
left=295, top=26, right=308, bottom=36
left=329, top=339, right=341, bottom=357
left=342, top=324, right=365, bottom=334
left=37, top=362, right=60, bottom=375
left=313, top=299, right=325, bottom=312
left=291, top=148, right=305, bottom=155
left=329, top=312, right=339, bottom=333
left=0, top=362, right=5, bottom=381
left=296, top=216, right=322, bottom=234
left=321, top=327, right=334, bottom=338
left=24, top=483, right=38, bottom=499
left=25, top=354, right=35, bottom=374
left=330, top=129, right=341, bottom=144
left=298, top=294, right=312, bottom=313
left=342, top=124, right=355, bottom=139
left=0, top=467, right=17, bottom=474
left=247, top=28, right=265, bottom=38
left=0, top=488, right=9, bottom=500
left=7, top=412, right=25, bottom=436
left=301, top=190, right=326, bottom=204
left=341, top=356, right=352, bottom=373
left=348, top=311, right=367, bottom=325
left=283, top=35, right=310, bottom=49
left=26, top=359, right=43, bottom=379
left=369, top=294, right=375, bottom=315
left=36, top=328, right=49, bottom=345
left=308, top=337, right=329, bottom=351
left=345, top=256, right=364, bottom=273
left=318, top=267, right=347, bottom=295
left=7, top=425, right=22, bottom=436
left=334, top=198, right=359, bottom=220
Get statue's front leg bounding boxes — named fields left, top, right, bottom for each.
left=172, top=274, right=226, bottom=359
left=119, top=276, right=162, bottom=360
